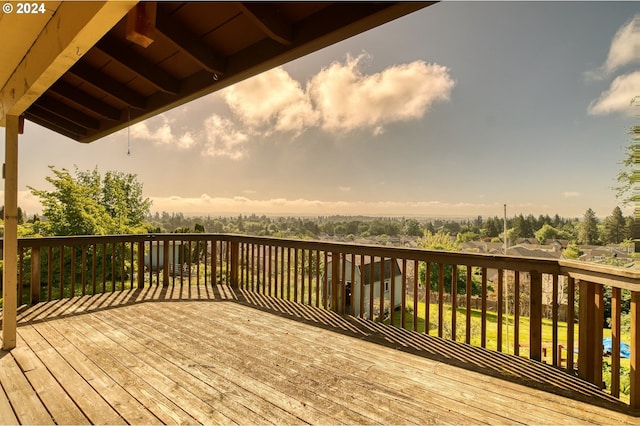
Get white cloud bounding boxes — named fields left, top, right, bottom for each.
left=131, top=115, right=196, bottom=149
left=563, top=191, right=581, bottom=198
left=586, top=14, right=640, bottom=80
left=587, top=71, right=640, bottom=115
left=308, top=54, right=455, bottom=134
left=222, top=67, right=318, bottom=135
left=339, top=186, right=351, bottom=192
left=202, top=114, right=249, bottom=160
left=149, top=194, right=520, bottom=217
left=220, top=53, right=454, bottom=137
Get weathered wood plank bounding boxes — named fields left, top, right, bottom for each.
left=0, top=383, right=18, bottom=425
left=11, top=339, right=88, bottom=425
left=30, top=321, right=164, bottom=425
left=16, top=326, right=127, bottom=425
left=0, top=349, right=52, bottom=424
left=43, top=319, right=200, bottom=425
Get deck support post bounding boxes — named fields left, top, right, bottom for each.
left=529, top=270, right=542, bottom=362
left=2, top=114, right=20, bottom=350
left=631, top=291, right=640, bottom=408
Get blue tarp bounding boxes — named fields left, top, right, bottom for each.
left=603, top=337, right=630, bottom=359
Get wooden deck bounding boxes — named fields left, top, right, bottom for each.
left=0, top=285, right=636, bottom=425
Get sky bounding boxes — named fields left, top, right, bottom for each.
left=3, top=1, right=640, bottom=219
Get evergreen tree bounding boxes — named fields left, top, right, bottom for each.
left=578, top=208, right=599, bottom=245
left=601, top=206, right=628, bottom=244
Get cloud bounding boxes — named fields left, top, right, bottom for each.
left=202, top=114, right=249, bottom=160
left=222, top=67, right=318, bottom=135
left=130, top=115, right=195, bottom=148
left=308, top=54, right=455, bottom=134
left=148, top=194, right=522, bottom=217
left=587, top=71, right=640, bottom=115
left=585, top=14, right=640, bottom=80
left=221, top=53, right=454, bottom=137
left=562, top=191, right=581, bottom=198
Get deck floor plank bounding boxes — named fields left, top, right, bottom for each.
left=0, top=285, right=636, bottom=425
left=41, top=319, right=201, bottom=425
left=11, top=338, right=89, bottom=425
left=17, top=326, right=128, bottom=425
left=105, top=303, right=372, bottom=425
left=31, top=321, right=165, bottom=426
left=0, top=348, right=52, bottom=425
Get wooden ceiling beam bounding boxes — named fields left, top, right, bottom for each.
left=68, top=62, right=147, bottom=109
left=0, top=1, right=138, bottom=127
left=95, top=36, right=180, bottom=95
left=49, top=81, right=121, bottom=121
left=238, top=3, right=293, bottom=46
left=34, top=96, right=100, bottom=130
left=25, top=113, right=85, bottom=140
left=155, top=8, right=226, bottom=75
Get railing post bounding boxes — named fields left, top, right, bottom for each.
left=578, top=280, right=603, bottom=387
left=137, top=241, right=145, bottom=288
left=30, top=246, right=41, bottom=305
left=529, top=270, right=542, bottom=362
left=162, top=240, right=169, bottom=286
left=631, top=291, right=640, bottom=408
left=331, top=252, right=340, bottom=313
left=230, top=241, right=239, bottom=288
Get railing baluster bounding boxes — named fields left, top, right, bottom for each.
left=424, top=261, right=430, bottom=335
left=451, top=264, right=457, bottom=340
left=481, top=267, right=487, bottom=348
left=379, top=256, right=385, bottom=323
left=401, top=259, right=407, bottom=330
left=438, top=263, right=444, bottom=338
left=467, top=265, right=473, bottom=345
left=514, top=270, right=520, bottom=356
left=47, top=246, right=53, bottom=301
left=412, top=259, right=418, bottom=331
left=390, top=258, right=396, bottom=326
left=552, top=274, right=559, bottom=366
left=567, top=276, right=575, bottom=374
left=631, top=290, right=640, bottom=408
left=611, top=286, right=621, bottom=398
left=496, top=268, right=503, bottom=351
left=59, top=245, right=65, bottom=298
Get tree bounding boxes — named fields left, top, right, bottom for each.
left=578, top=208, right=599, bottom=245
left=601, top=206, right=628, bottom=244
left=417, top=231, right=484, bottom=296
left=29, top=166, right=151, bottom=236
left=535, top=224, right=560, bottom=244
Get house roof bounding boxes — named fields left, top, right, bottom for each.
left=0, top=1, right=432, bottom=143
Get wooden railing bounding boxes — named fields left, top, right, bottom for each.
left=2, top=234, right=640, bottom=408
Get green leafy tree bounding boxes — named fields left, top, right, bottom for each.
left=29, top=166, right=151, bottom=236
left=562, top=242, right=583, bottom=260
left=417, top=231, right=484, bottom=296
left=578, top=208, right=599, bottom=245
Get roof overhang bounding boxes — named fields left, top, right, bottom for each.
left=0, top=1, right=433, bottom=143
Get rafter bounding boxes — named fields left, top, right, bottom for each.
left=34, top=96, right=100, bottom=130
left=68, top=62, right=147, bottom=109
left=49, top=81, right=121, bottom=121
left=96, top=36, right=180, bottom=95
left=155, top=8, right=226, bottom=75
left=238, top=3, right=293, bottom=46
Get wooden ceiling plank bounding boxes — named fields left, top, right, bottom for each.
left=68, top=62, right=146, bottom=109
left=155, top=9, right=226, bottom=75
left=0, top=1, right=138, bottom=127
left=125, top=2, right=157, bottom=48
left=238, top=3, right=293, bottom=46
left=34, top=96, right=100, bottom=130
left=95, top=37, right=180, bottom=95
left=50, top=81, right=121, bottom=121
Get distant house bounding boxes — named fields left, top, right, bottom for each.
left=326, top=256, right=403, bottom=317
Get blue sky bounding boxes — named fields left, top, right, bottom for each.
left=5, top=1, right=640, bottom=219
